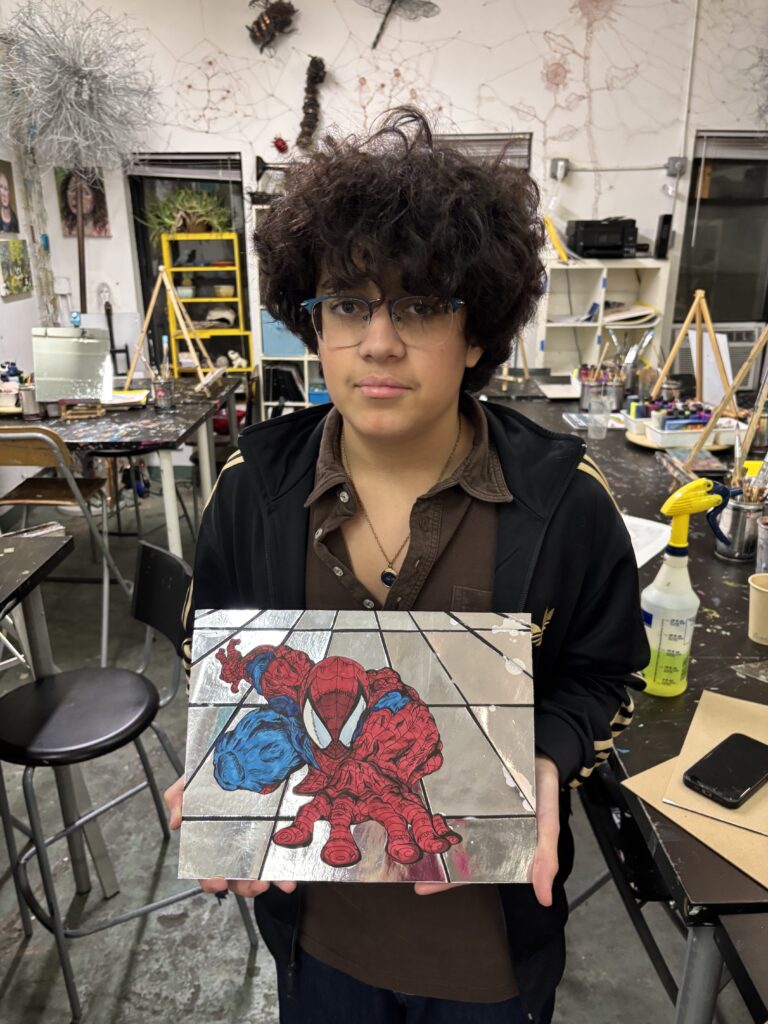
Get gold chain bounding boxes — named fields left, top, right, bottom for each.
left=341, top=416, right=462, bottom=583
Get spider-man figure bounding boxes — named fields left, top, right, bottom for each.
left=212, top=640, right=461, bottom=868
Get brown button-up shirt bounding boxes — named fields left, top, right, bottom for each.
left=300, top=397, right=519, bottom=1003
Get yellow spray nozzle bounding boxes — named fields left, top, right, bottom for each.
left=661, top=479, right=723, bottom=549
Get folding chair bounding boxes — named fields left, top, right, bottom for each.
left=0, top=425, right=131, bottom=666
left=0, top=541, right=258, bottom=1022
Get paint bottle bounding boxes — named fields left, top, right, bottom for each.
left=641, top=479, right=730, bottom=697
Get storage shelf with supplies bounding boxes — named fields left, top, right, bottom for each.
left=160, top=231, right=253, bottom=377
left=534, top=257, right=671, bottom=374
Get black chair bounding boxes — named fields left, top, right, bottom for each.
left=0, top=541, right=257, bottom=1022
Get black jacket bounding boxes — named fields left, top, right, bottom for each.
left=187, top=400, right=649, bottom=1021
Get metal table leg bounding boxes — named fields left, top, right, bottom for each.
left=196, top=418, right=216, bottom=502
left=20, top=585, right=119, bottom=899
left=157, top=449, right=183, bottom=557
left=674, top=925, right=722, bottom=1024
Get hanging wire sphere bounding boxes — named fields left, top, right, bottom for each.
left=0, top=0, right=157, bottom=172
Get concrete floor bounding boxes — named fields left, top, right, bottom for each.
left=0, top=486, right=753, bottom=1023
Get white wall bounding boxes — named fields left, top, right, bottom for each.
left=1, top=0, right=766, bottom=359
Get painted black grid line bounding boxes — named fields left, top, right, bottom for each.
left=182, top=811, right=534, bottom=823
left=191, top=608, right=272, bottom=666
left=447, top=612, right=534, bottom=684
left=189, top=701, right=533, bottom=709
left=407, top=612, right=471, bottom=708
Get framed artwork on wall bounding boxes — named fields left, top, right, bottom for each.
left=180, top=609, right=536, bottom=884
left=54, top=167, right=111, bottom=238
left=0, top=238, right=33, bottom=298
left=0, top=160, right=20, bottom=235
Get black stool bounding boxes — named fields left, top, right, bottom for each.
left=0, top=541, right=257, bottom=1021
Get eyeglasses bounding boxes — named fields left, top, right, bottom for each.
left=300, top=294, right=465, bottom=349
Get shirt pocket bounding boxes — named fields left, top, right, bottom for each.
left=451, top=585, right=494, bottom=612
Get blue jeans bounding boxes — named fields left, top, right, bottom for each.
left=277, top=948, right=550, bottom=1024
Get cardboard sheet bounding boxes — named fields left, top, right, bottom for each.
left=623, top=758, right=768, bottom=890
left=662, top=691, right=768, bottom=838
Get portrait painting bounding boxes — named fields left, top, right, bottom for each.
left=0, top=239, right=33, bottom=298
left=54, top=167, right=111, bottom=238
left=179, top=610, right=536, bottom=884
left=0, top=160, right=20, bottom=235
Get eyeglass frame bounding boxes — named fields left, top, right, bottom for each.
left=299, top=294, right=466, bottom=345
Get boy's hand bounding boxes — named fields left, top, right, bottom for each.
left=530, top=754, right=560, bottom=907
left=163, top=775, right=297, bottom=899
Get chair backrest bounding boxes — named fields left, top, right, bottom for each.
left=0, top=425, right=74, bottom=471
left=132, top=541, right=192, bottom=656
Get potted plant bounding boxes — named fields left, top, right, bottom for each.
left=143, top=188, right=231, bottom=242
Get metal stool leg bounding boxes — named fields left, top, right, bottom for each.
left=22, top=767, right=82, bottom=1021
left=111, top=458, right=123, bottom=535
left=127, top=457, right=143, bottom=539
left=134, top=736, right=170, bottom=841
left=149, top=722, right=184, bottom=776
left=235, top=894, right=259, bottom=948
left=100, top=497, right=110, bottom=668
left=0, top=764, right=33, bottom=937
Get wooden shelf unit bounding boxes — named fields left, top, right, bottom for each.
left=160, top=231, right=253, bottom=377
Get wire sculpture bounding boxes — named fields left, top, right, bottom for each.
left=0, top=0, right=157, bottom=173
left=296, top=57, right=326, bottom=150
left=353, top=0, right=440, bottom=49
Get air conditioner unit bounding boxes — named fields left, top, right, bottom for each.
left=671, top=323, right=766, bottom=392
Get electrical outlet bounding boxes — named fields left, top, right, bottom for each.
left=549, top=158, right=570, bottom=181
left=665, top=156, right=687, bottom=177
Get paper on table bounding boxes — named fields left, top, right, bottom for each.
left=689, top=330, right=733, bottom=406
left=621, top=514, right=671, bottom=568
left=537, top=381, right=581, bottom=400
left=623, top=758, right=768, bottom=890
left=661, top=690, right=768, bottom=838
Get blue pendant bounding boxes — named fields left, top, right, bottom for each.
left=381, top=569, right=397, bottom=588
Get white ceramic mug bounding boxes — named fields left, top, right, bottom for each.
left=747, top=573, right=768, bottom=645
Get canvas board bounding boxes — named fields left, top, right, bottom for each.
left=179, top=610, right=536, bottom=883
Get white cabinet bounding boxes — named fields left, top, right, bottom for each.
left=533, top=258, right=671, bottom=374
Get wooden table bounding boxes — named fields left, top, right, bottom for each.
left=502, top=396, right=768, bottom=1024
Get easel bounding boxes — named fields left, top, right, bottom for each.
left=496, top=334, right=530, bottom=388
left=683, top=322, right=768, bottom=470
left=124, top=266, right=216, bottom=391
left=650, top=290, right=737, bottom=413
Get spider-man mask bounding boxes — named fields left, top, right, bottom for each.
left=300, top=656, right=368, bottom=762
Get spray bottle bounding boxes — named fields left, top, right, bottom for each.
left=642, top=478, right=734, bottom=697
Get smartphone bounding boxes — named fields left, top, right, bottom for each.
left=683, top=733, right=768, bottom=809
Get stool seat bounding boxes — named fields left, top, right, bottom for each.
left=0, top=668, right=159, bottom=767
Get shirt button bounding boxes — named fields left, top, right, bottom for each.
left=363, top=598, right=375, bottom=609
left=339, top=490, right=350, bottom=503
left=333, top=566, right=344, bottom=577
left=314, top=528, right=323, bottom=539
left=395, top=596, right=402, bottom=606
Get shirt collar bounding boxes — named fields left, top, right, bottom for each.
left=304, top=396, right=512, bottom=509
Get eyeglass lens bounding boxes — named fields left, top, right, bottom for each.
left=312, top=296, right=457, bottom=348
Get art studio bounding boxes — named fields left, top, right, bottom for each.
left=0, top=2, right=767, bottom=1023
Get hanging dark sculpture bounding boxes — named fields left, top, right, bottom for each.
left=353, top=0, right=440, bottom=49
left=246, top=0, right=297, bottom=53
left=295, top=56, right=326, bottom=151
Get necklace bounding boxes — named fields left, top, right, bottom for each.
left=341, top=417, right=462, bottom=588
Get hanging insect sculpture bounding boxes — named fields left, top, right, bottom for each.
left=295, top=56, right=326, bottom=150
left=246, top=0, right=297, bottom=53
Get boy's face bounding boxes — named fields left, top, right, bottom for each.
left=314, top=266, right=482, bottom=443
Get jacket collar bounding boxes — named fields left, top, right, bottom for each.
left=237, top=399, right=585, bottom=517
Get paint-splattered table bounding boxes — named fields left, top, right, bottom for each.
left=502, top=396, right=767, bottom=1024
left=22, top=377, right=241, bottom=556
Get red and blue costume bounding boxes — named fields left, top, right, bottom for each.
left=212, top=640, right=461, bottom=868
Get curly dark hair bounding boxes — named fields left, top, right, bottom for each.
left=254, top=107, right=545, bottom=391
left=59, top=169, right=109, bottom=234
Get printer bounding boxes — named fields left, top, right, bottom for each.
left=566, top=218, right=639, bottom=258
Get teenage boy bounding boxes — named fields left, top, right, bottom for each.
left=165, top=106, right=648, bottom=1024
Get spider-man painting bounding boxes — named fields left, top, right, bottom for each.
left=212, top=640, right=462, bottom=868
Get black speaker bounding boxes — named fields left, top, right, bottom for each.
left=654, top=213, right=672, bottom=259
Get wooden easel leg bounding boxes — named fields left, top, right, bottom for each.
left=683, top=323, right=768, bottom=469
left=125, top=270, right=164, bottom=389
left=694, top=302, right=704, bottom=403
left=518, top=334, right=530, bottom=382
left=651, top=293, right=701, bottom=400
left=699, top=295, right=739, bottom=417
